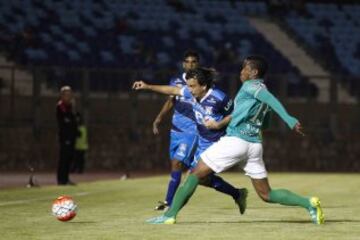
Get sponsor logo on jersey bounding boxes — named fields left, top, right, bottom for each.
left=177, top=143, right=187, bottom=157
left=207, top=97, right=217, bottom=104
left=224, top=99, right=233, bottom=111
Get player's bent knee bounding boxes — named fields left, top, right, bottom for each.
left=198, top=175, right=212, bottom=187
left=171, top=159, right=182, bottom=170
left=192, top=159, right=213, bottom=179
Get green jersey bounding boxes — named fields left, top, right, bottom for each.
left=226, top=79, right=298, bottom=143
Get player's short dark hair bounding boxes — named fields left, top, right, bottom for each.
left=185, top=67, right=216, bottom=89
left=244, top=55, right=268, bottom=78
left=183, top=50, right=200, bottom=62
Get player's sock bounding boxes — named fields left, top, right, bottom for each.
left=209, top=174, right=240, bottom=200
left=164, top=174, right=199, bottom=218
left=269, top=189, right=310, bottom=208
left=165, top=170, right=182, bottom=205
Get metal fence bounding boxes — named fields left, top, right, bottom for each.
left=1, top=65, right=359, bottom=125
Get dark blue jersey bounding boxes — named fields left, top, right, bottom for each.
left=181, top=86, right=233, bottom=151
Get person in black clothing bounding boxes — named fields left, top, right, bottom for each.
left=56, top=86, right=77, bottom=185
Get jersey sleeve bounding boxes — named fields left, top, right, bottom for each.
left=256, top=88, right=298, bottom=129
left=179, top=86, right=193, bottom=100
left=169, top=77, right=177, bottom=87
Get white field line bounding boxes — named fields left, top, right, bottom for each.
left=0, top=191, right=92, bottom=207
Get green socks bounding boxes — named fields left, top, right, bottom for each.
left=269, top=189, right=310, bottom=209
left=164, top=182, right=311, bottom=218
left=165, top=174, right=199, bottom=218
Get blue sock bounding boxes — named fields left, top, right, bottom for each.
left=165, top=170, right=182, bottom=205
left=210, top=174, right=240, bottom=200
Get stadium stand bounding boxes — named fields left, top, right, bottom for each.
left=283, top=2, right=360, bottom=96
left=0, top=0, right=317, bottom=96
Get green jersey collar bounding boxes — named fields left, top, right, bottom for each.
left=244, top=78, right=264, bottom=84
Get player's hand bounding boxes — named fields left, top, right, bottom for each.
left=294, top=122, right=305, bottom=136
left=132, top=81, right=148, bottom=90
left=153, top=117, right=161, bottom=135
left=204, top=119, right=219, bottom=130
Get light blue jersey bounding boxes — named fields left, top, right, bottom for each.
left=168, top=73, right=197, bottom=166
left=169, top=73, right=197, bottom=133
left=227, top=79, right=298, bottom=143
left=180, top=86, right=233, bottom=166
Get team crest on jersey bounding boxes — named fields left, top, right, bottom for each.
left=204, top=106, right=213, bottom=115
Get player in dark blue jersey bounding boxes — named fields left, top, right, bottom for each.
left=179, top=71, right=234, bottom=169
left=134, top=67, right=248, bottom=214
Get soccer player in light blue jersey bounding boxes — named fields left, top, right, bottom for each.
left=141, top=55, right=325, bottom=225
left=151, top=51, right=200, bottom=210
left=134, top=67, right=248, bottom=214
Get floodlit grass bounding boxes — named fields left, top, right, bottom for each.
left=1, top=173, right=359, bottom=240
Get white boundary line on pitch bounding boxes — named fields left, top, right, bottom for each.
left=0, top=177, right=132, bottom=207
left=0, top=191, right=91, bottom=207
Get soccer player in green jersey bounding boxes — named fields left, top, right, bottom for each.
left=146, top=55, right=325, bottom=225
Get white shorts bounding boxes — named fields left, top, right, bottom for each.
left=200, top=136, right=267, bottom=179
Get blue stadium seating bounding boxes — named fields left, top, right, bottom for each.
left=285, top=3, right=360, bottom=77
left=0, top=0, right=315, bottom=95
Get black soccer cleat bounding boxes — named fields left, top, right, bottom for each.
left=235, top=188, right=248, bottom=215
left=154, top=201, right=169, bottom=211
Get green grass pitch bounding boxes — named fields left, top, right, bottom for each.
left=1, top=173, right=359, bottom=240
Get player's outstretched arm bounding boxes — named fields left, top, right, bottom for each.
left=204, top=115, right=232, bottom=130
left=132, top=81, right=181, bottom=96
left=255, top=88, right=304, bottom=136
left=153, top=97, right=174, bottom=135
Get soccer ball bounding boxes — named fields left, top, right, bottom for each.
left=51, top=195, right=77, bottom=221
